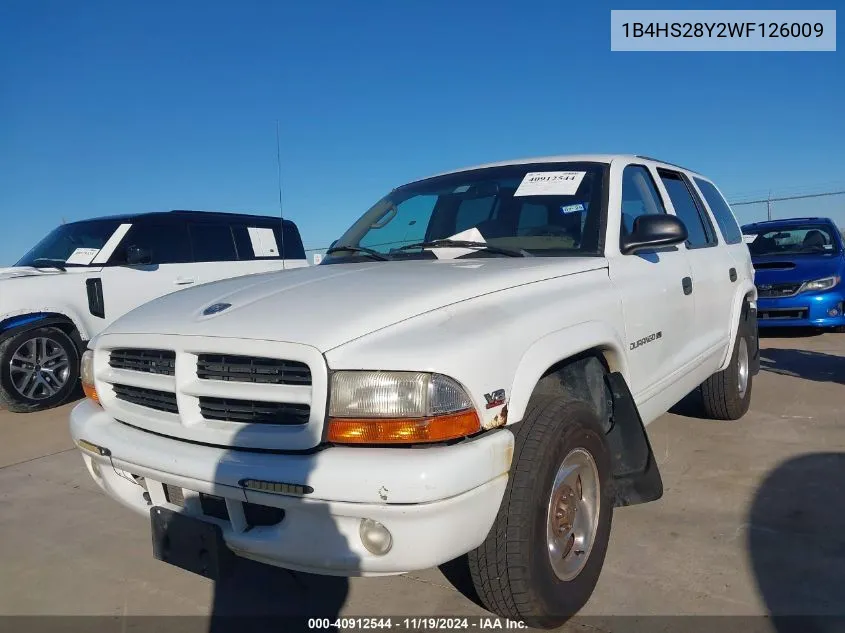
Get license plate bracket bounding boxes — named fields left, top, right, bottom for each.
left=150, top=506, right=233, bottom=580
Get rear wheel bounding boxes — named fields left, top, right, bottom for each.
left=467, top=396, right=613, bottom=629
left=700, top=322, right=753, bottom=420
left=0, top=327, right=80, bottom=413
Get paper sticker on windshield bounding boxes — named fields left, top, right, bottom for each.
left=248, top=227, right=279, bottom=257
left=65, top=248, right=100, bottom=265
left=560, top=203, right=586, bottom=214
left=514, top=171, right=586, bottom=197
left=742, top=234, right=757, bottom=244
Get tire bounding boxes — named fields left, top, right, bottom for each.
left=699, top=319, right=753, bottom=420
left=467, top=396, right=614, bottom=629
left=0, top=326, right=81, bottom=413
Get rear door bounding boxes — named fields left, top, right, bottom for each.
left=608, top=163, right=697, bottom=398
left=655, top=169, right=735, bottom=362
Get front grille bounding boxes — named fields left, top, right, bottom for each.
left=198, top=397, right=310, bottom=425
left=756, top=282, right=802, bottom=298
left=109, top=349, right=176, bottom=376
left=113, top=384, right=178, bottom=413
left=199, top=493, right=228, bottom=520
left=197, top=354, right=311, bottom=386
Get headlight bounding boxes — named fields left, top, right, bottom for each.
left=327, top=371, right=480, bottom=445
left=80, top=349, right=100, bottom=404
left=799, top=276, right=840, bottom=293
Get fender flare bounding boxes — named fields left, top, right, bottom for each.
left=718, top=281, right=757, bottom=372
left=0, top=311, right=88, bottom=352
left=506, top=320, right=629, bottom=425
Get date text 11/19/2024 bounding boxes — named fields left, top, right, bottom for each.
left=307, top=617, right=528, bottom=630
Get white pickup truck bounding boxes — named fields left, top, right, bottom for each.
left=70, top=154, right=759, bottom=628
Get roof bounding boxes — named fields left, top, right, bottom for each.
left=67, top=210, right=295, bottom=225
left=416, top=154, right=702, bottom=182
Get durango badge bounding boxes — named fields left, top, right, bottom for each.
left=203, top=302, right=232, bottom=316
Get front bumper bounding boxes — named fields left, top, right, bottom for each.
left=70, top=400, right=513, bottom=576
left=756, top=289, right=845, bottom=328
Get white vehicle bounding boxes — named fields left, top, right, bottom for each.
left=70, top=155, right=759, bottom=628
left=0, top=210, right=307, bottom=413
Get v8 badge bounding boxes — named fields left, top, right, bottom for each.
left=484, top=389, right=507, bottom=409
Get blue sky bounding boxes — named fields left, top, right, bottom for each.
left=1, top=0, right=843, bottom=264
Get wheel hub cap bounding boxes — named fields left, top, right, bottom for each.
left=737, top=337, right=749, bottom=400
left=546, top=447, right=601, bottom=581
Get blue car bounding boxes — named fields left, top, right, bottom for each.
left=741, top=217, right=845, bottom=329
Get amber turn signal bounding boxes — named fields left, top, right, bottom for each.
left=82, top=382, right=100, bottom=404
left=327, top=409, right=481, bottom=445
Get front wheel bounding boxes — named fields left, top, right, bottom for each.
left=0, top=327, right=80, bottom=413
left=467, top=397, right=614, bottom=629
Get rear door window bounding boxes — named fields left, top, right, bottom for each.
left=188, top=224, right=239, bottom=262
left=693, top=178, right=743, bottom=244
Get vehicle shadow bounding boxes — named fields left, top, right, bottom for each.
left=156, top=422, right=352, bottom=633
left=759, top=348, right=844, bottom=385
left=747, top=452, right=845, bottom=630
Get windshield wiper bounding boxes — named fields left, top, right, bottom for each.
left=325, top=245, right=391, bottom=261
left=395, top=239, right=531, bottom=258
left=31, top=258, right=66, bottom=271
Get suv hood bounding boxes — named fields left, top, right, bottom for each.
left=752, top=253, right=843, bottom=286
left=105, top=257, right=607, bottom=352
left=0, top=266, right=64, bottom=281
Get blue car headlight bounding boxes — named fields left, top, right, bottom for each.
left=799, top=276, right=840, bottom=293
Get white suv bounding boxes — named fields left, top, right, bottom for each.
left=1, top=210, right=307, bottom=413
left=71, top=156, right=758, bottom=628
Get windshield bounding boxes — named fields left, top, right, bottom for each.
left=743, top=224, right=842, bottom=256
left=15, top=219, right=124, bottom=267
left=329, top=162, right=607, bottom=260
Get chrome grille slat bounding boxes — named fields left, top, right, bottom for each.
left=196, top=353, right=311, bottom=386
left=109, top=349, right=176, bottom=376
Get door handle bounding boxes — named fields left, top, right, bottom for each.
left=682, top=277, right=693, bottom=295
left=729, top=267, right=737, bottom=282
left=174, top=277, right=195, bottom=285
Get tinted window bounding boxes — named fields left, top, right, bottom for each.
left=694, top=178, right=743, bottom=244
left=111, top=223, right=192, bottom=265
left=517, top=203, right=549, bottom=234
left=658, top=171, right=715, bottom=248
left=189, top=224, right=238, bottom=262
left=620, top=165, right=666, bottom=236
left=277, top=223, right=306, bottom=259
left=230, top=222, right=307, bottom=260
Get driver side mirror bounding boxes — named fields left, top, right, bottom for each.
left=126, top=245, right=152, bottom=265
left=620, top=214, right=688, bottom=255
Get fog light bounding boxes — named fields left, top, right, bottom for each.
left=359, top=518, right=393, bottom=555
left=829, top=308, right=840, bottom=317
left=90, top=459, right=102, bottom=479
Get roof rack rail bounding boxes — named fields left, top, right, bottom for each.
left=634, top=155, right=693, bottom=172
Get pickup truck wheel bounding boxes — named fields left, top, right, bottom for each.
left=0, top=327, right=80, bottom=413
left=699, top=327, right=752, bottom=420
left=467, top=396, right=613, bottom=629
